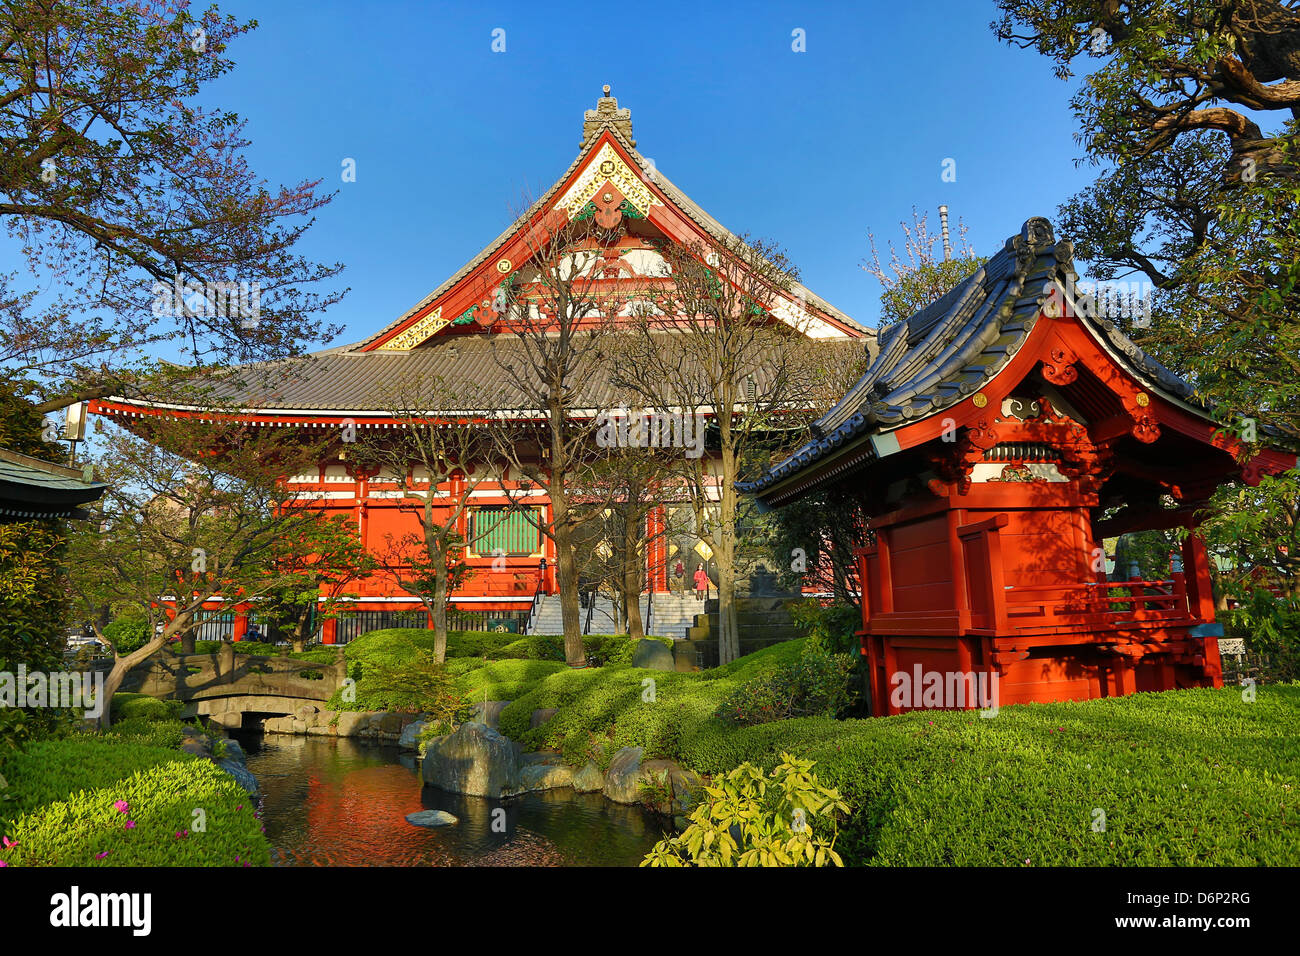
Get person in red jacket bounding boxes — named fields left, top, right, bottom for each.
left=693, top=564, right=710, bottom=599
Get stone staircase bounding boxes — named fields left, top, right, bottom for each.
left=645, top=592, right=705, bottom=641
left=527, top=592, right=704, bottom=640
left=674, top=595, right=806, bottom=670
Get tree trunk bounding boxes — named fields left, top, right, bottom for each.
left=715, top=444, right=741, bottom=665
left=290, top=608, right=309, bottom=654
left=97, top=626, right=181, bottom=730
left=717, top=562, right=740, bottom=664
left=432, top=545, right=449, bottom=664
left=623, top=514, right=645, bottom=641
left=554, top=513, right=584, bottom=664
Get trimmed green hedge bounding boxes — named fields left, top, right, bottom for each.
left=494, top=640, right=1300, bottom=866
left=111, top=693, right=184, bottom=724
left=0, top=735, right=269, bottom=866
left=331, top=628, right=672, bottom=709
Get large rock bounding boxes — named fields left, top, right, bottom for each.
left=572, top=762, right=604, bottom=793
left=519, top=760, right=575, bottom=792
left=221, top=738, right=246, bottom=763
left=217, top=758, right=259, bottom=797
left=530, top=707, right=559, bottom=729
left=631, top=639, right=674, bottom=671
left=398, top=719, right=428, bottom=751
left=379, top=712, right=408, bottom=735
left=421, top=721, right=519, bottom=797
left=603, top=746, right=646, bottom=803
left=405, top=810, right=458, bottom=828
left=262, top=715, right=293, bottom=734
left=334, top=711, right=369, bottom=736
left=641, top=759, right=702, bottom=813
left=468, top=700, right=511, bottom=731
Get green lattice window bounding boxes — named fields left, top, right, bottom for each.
left=470, top=506, right=542, bottom=556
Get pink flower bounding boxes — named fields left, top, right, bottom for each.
left=124, top=821, right=136, bottom=830
left=95, top=852, right=109, bottom=860
left=113, top=801, right=129, bottom=814
left=1, top=836, right=16, bottom=849
left=0, top=860, right=7, bottom=867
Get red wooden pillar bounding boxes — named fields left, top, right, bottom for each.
left=1182, top=533, right=1217, bottom=622
left=646, top=506, right=667, bottom=592
left=232, top=603, right=249, bottom=641
left=321, top=618, right=338, bottom=645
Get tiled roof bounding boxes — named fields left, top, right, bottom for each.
left=739, top=217, right=1210, bottom=496
left=0, top=448, right=107, bottom=519
left=354, top=102, right=866, bottom=351
left=169, top=335, right=624, bottom=416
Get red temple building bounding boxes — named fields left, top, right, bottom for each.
left=743, top=218, right=1295, bottom=713
left=89, top=89, right=868, bottom=643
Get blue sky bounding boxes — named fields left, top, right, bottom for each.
left=203, top=0, right=1093, bottom=343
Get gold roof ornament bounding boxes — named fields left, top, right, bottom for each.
left=582, top=83, right=635, bottom=148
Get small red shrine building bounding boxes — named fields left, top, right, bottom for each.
left=743, top=218, right=1294, bottom=714
left=88, top=89, right=867, bottom=642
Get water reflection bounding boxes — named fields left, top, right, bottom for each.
left=235, top=731, right=668, bottom=867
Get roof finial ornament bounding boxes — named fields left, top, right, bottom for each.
left=582, top=85, right=635, bottom=148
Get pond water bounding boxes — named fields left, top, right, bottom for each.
left=233, top=731, right=667, bottom=867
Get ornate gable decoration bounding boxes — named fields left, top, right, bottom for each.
left=379, top=307, right=444, bottom=351
left=555, top=141, right=659, bottom=222
left=582, top=86, right=635, bottom=147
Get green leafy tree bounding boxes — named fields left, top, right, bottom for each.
left=1198, top=468, right=1300, bottom=599
left=65, top=416, right=340, bottom=727
left=1, top=0, right=343, bottom=418
left=862, top=207, right=987, bottom=325
left=258, top=515, right=375, bottom=652
left=994, top=0, right=1300, bottom=438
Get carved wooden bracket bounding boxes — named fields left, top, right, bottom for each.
left=1041, top=348, right=1078, bottom=386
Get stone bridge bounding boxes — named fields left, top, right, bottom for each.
left=120, top=644, right=346, bottom=730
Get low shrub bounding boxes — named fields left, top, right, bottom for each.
left=0, top=736, right=269, bottom=866
left=105, top=719, right=186, bottom=750
left=492, top=635, right=565, bottom=661
left=103, top=616, right=152, bottom=655
left=788, top=600, right=861, bottom=655
left=455, top=659, right=570, bottom=703
left=490, top=635, right=1300, bottom=865
left=1222, top=588, right=1300, bottom=682
left=111, top=693, right=184, bottom=725
left=327, top=649, right=472, bottom=722
left=715, top=641, right=859, bottom=725
left=643, top=752, right=849, bottom=866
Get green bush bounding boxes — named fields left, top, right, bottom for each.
left=788, top=600, right=861, bottom=655
left=105, top=718, right=186, bottom=750
left=103, top=616, right=153, bottom=655
left=455, top=659, right=570, bottom=703
left=327, top=648, right=472, bottom=719
left=587, top=634, right=671, bottom=666
left=643, top=752, right=849, bottom=866
left=193, top=639, right=283, bottom=656
left=489, top=635, right=1300, bottom=865
left=715, top=641, right=859, bottom=725
left=492, top=635, right=565, bottom=660
left=1222, top=589, right=1300, bottom=681
left=0, top=736, right=268, bottom=866
left=111, top=693, right=184, bottom=724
